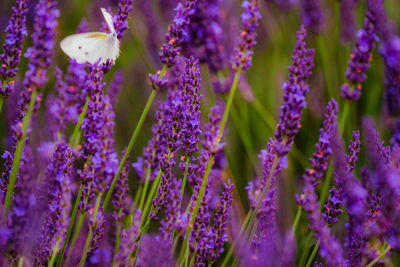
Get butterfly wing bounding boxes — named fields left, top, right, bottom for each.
left=101, top=8, right=115, bottom=33
left=100, top=37, right=120, bottom=64
left=86, top=36, right=120, bottom=65
left=60, top=32, right=112, bottom=64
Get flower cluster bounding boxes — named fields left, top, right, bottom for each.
left=1, top=0, right=400, bottom=266
left=341, top=5, right=379, bottom=101
left=231, top=0, right=261, bottom=71
left=274, top=25, right=315, bottom=157
left=159, top=0, right=198, bottom=67
left=0, top=0, right=28, bottom=97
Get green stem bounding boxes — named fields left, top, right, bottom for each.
left=180, top=70, right=241, bottom=265
left=69, top=97, right=89, bottom=148
left=298, top=233, right=314, bottom=267
left=251, top=98, right=276, bottom=131
left=216, top=71, right=241, bottom=143
left=180, top=157, right=190, bottom=204
left=4, top=88, right=38, bottom=217
left=56, top=183, right=84, bottom=267
left=339, top=101, right=350, bottom=135
left=292, top=207, right=302, bottom=232
left=366, top=246, right=391, bottom=267
left=103, top=86, right=159, bottom=210
left=202, top=65, right=215, bottom=107
left=188, top=248, right=194, bottom=267
left=138, top=170, right=151, bottom=212
left=64, top=213, right=85, bottom=267
left=0, top=97, right=4, bottom=114
left=48, top=240, right=61, bottom=267
left=78, top=194, right=102, bottom=267
left=139, top=166, right=164, bottom=227
left=230, top=104, right=256, bottom=168
left=305, top=241, right=320, bottom=267
left=0, top=80, right=6, bottom=113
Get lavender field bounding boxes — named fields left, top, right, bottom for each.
left=0, top=0, right=399, bottom=266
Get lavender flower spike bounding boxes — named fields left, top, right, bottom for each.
left=300, top=0, right=324, bottom=34
left=304, top=99, right=337, bottom=187
left=24, top=0, right=59, bottom=90
left=34, top=143, right=75, bottom=265
left=210, top=181, right=234, bottom=262
left=159, top=0, right=198, bottom=67
left=341, top=6, right=379, bottom=101
left=0, top=0, right=28, bottom=98
left=231, top=0, right=261, bottom=72
left=274, top=25, right=315, bottom=157
left=113, top=0, right=134, bottom=40
left=297, top=100, right=344, bottom=265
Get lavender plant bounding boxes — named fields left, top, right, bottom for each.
left=0, top=0, right=399, bottom=266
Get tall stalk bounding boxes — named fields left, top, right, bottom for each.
left=103, top=66, right=167, bottom=210
left=4, top=87, right=38, bottom=216
left=179, top=70, right=241, bottom=264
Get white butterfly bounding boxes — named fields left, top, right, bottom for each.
left=60, top=8, right=120, bottom=65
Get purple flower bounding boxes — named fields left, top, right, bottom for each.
left=88, top=208, right=105, bottom=257
left=79, top=163, right=95, bottom=213
left=115, top=210, right=140, bottom=266
left=280, top=230, right=297, bottom=267
left=46, top=67, right=77, bottom=140
left=330, top=125, right=367, bottom=225
left=346, top=131, right=361, bottom=173
left=112, top=154, right=130, bottom=222
left=142, top=101, right=169, bottom=180
left=296, top=102, right=345, bottom=265
left=340, top=0, right=358, bottom=43
left=81, top=63, right=106, bottom=158
left=150, top=154, right=175, bottom=219
left=305, top=99, right=337, bottom=187
left=0, top=0, right=28, bottom=97
left=322, top=175, right=343, bottom=226
left=34, top=143, right=75, bottom=265
left=160, top=178, right=182, bottom=241
left=182, top=0, right=227, bottom=72
left=301, top=182, right=344, bottom=266
left=341, top=7, right=379, bottom=101
left=363, top=118, right=400, bottom=249
left=113, top=0, right=134, bottom=40
left=300, top=0, right=324, bottom=34
left=210, top=181, right=233, bottom=262
left=230, top=0, right=261, bottom=72
left=181, top=57, right=202, bottom=156
left=1, top=0, right=59, bottom=203
left=138, top=234, right=174, bottom=267
left=190, top=182, right=212, bottom=265
left=323, top=130, right=360, bottom=227
left=160, top=0, right=198, bottom=67
left=24, top=0, right=59, bottom=90
left=202, top=104, right=224, bottom=155
left=330, top=124, right=368, bottom=265
left=274, top=25, right=315, bottom=157
left=5, top=145, right=35, bottom=257
left=91, top=95, right=119, bottom=193
left=365, top=0, right=400, bottom=116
